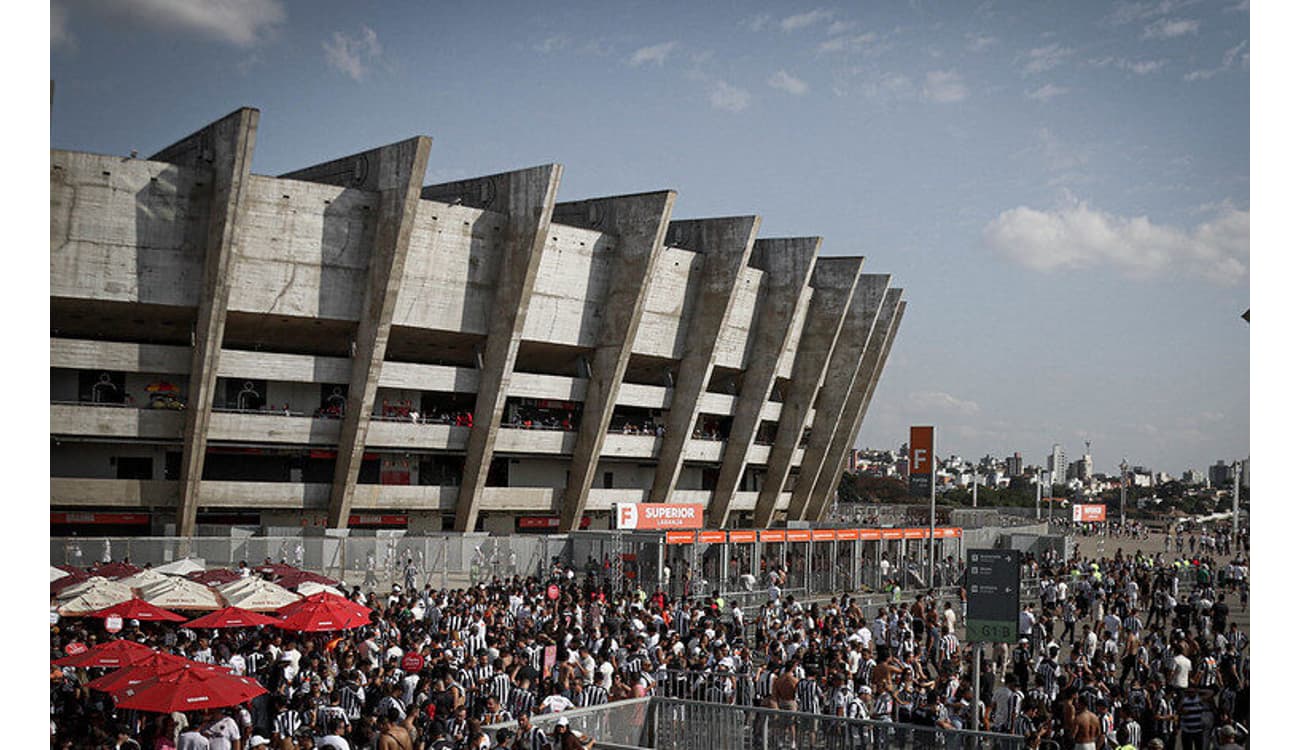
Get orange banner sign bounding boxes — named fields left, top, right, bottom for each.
left=835, top=529, right=860, bottom=541
left=697, top=531, right=727, bottom=544
left=785, top=529, right=812, bottom=542
left=665, top=531, right=697, bottom=545
left=615, top=503, right=704, bottom=530
left=729, top=530, right=757, bottom=543
left=759, top=530, right=787, bottom=543
left=1073, top=504, right=1107, bottom=522
left=812, top=529, right=837, bottom=542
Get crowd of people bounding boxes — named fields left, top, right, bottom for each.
left=50, top=528, right=1249, bottom=750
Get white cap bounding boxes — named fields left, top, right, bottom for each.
left=556, top=717, right=570, bottom=727
left=249, top=736, right=270, bottom=748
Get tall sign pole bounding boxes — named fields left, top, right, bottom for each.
left=910, top=426, right=936, bottom=588
left=1036, top=471, right=1042, bottom=520
left=972, top=472, right=978, bottom=509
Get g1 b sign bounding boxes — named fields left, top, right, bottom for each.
left=909, top=426, right=934, bottom=497
left=966, top=548, right=1020, bottom=643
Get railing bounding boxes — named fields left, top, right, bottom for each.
left=486, top=698, right=1026, bottom=750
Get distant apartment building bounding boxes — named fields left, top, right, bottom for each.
left=1048, top=444, right=1068, bottom=485
left=1005, top=452, right=1023, bottom=477
left=1209, top=460, right=1234, bottom=488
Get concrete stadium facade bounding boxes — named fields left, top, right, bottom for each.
left=50, top=107, right=905, bottom=536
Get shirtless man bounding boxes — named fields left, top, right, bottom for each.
left=771, top=664, right=798, bottom=711
left=376, top=710, right=413, bottom=750
left=1070, top=694, right=1102, bottom=750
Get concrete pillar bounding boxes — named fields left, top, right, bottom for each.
left=647, top=217, right=761, bottom=504
left=785, top=274, right=890, bottom=520
left=279, top=137, right=433, bottom=529
left=750, top=257, right=864, bottom=528
left=807, top=294, right=906, bottom=522
left=553, top=192, right=677, bottom=532
left=706, top=238, right=821, bottom=528
left=421, top=166, right=564, bottom=531
left=154, top=108, right=260, bottom=538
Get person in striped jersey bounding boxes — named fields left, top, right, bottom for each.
left=508, top=676, right=536, bottom=719
left=796, top=667, right=825, bottom=714
left=577, top=680, right=609, bottom=708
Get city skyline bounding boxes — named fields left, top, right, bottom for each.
left=50, top=0, right=1249, bottom=474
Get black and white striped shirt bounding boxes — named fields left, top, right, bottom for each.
left=489, top=673, right=512, bottom=706
left=796, top=678, right=823, bottom=714
left=339, top=684, right=364, bottom=720
left=272, top=710, right=305, bottom=740
left=509, top=687, right=536, bottom=718
left=578, top=684, right=608, bottom=707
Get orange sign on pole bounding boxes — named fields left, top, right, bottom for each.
left=909, top=426, right=935, bottom=497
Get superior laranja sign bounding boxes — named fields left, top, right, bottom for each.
left=615, top=503, right=705, bottom=530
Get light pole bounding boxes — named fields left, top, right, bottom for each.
left=1232, top=460, right=1241, bottom=548
left=1036, top=470, right=1042, bottom=520
left=972, top=470, right=979, bottom=508
left=1120, top=459, right=1128, bottom=528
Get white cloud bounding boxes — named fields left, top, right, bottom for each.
left=1184, top=39, right=1248, bottom=81
left=910, top=391, right=981, bottom=416
left=1023, top=44, right=1073, bottom=74
left=710, top=81, right=752, bottom=112
left=1142, top=17, right=1199, bottom=39
left=982, top=199, right=1249, bottom=284
left=780, top=8, right=834, bottom=32
left=818, top=32, right=882, bottom=54
left=742, top=13, right=772, bottom=32
left=1027, top=83, right=1068, bottom=101
left=1106, top=0, right=1189, bottom=25
left=827, top=20, right=856, bottom=35
left=323, top=26, right=382, bottom=81
left=1092, top=56, right=1168, bottom=75
left=768, top=70, right=809, bottom=95
left=535, top=35, right=568, bottom=54
left=921, top=70, right=967, bottom=103
left=860, top=71, right=914, bottom=102
left=55, top=0, right=284, bottom=47
left=965, top=32, right=998, bottom=52
left=628, top=41, right=676, bottom=67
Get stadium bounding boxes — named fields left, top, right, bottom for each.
left=50, top=107, right=904, bottom=539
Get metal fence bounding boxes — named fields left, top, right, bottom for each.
left=487, top=698, right=1025, bottom=750
left=50, top=523, right=1043, bottom=600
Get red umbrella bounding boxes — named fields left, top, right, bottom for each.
left=184, top=606, right=282, bottom=629
left=86, top=652, right=193, bottom=693
left=51, top=570, right=93, bottom=596
left=187, top=569, right=243, bottom=585
left=114, top=664, right=266, bottom=713
left=89, top=598, right=187, bottom=622
left=273, top=570, right=342, bottom=589
left=276, top=592, right=372, bottom=632
left=93, top=562, right=144, bottom=579
left=53, top=639, right=154, bottom=668
left=255, top=562, right=301, bottom=577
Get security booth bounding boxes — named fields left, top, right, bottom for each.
left=726, top=530, right=758, bottom=594
left=785, top=529, right=811, bottom=594
left=665, top=530, right=706, bottom=597
left=882, top=528, right=906, bottom=585
left=810, top=529, right=837, bottom=592
left=834, top=529, right=858, bottom=591
left=859, top=529, right=883, bottom=590
left=757, top=529, right=787, bottom=592
left=696, top=530, right=728, bottom=598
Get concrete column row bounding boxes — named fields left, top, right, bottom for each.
left=151, top=110, right=902, bottom=536
left=805, top=291, right=905, bottom=522
left=785, top=274, right=890, bottom=520
left=751, top=257, right=864, bottom=528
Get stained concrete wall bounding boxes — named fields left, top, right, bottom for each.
left=51, top=152, right=209, bottom=306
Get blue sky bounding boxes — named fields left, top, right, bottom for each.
left=49, top=0, right=1250, bottom=477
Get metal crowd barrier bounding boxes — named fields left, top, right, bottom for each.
left=487, top=697, right=1026, bottom=750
